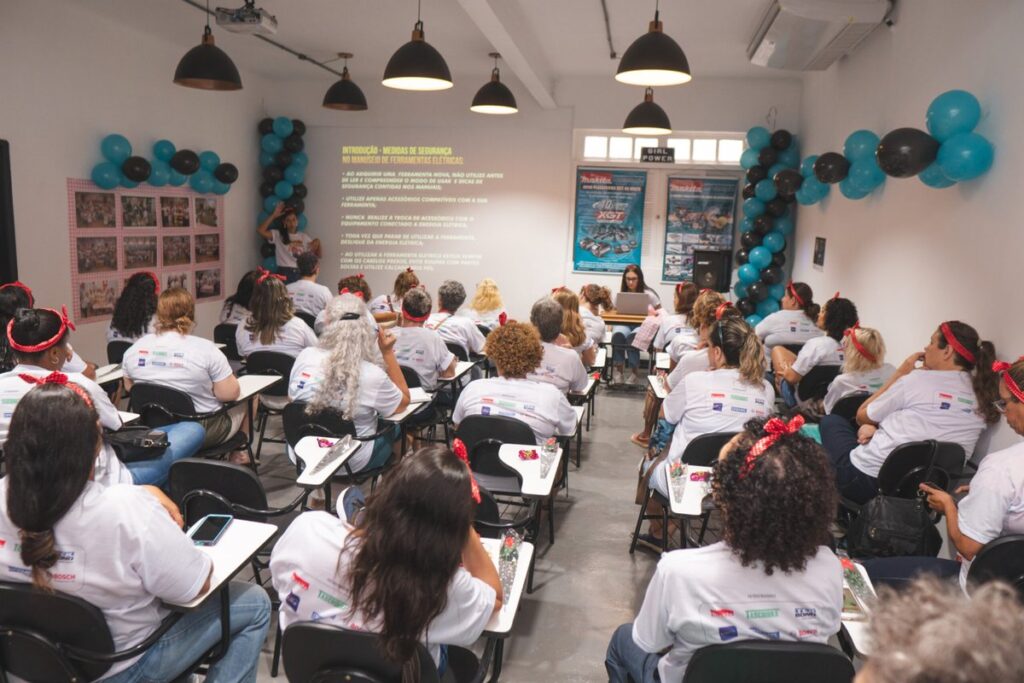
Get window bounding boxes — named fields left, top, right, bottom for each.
left=692, top=139, right=718, bottom=162
left=583, top=135, right=608, bottom=159
left=575, top=130, right=744, bottom=166
left=718, top=139, right=744, bottom=163
left=608, top=137, right=633, bottom=160
left=632, top=137, right=659, bottom=160
left=666, top=138, right=691, bottom=161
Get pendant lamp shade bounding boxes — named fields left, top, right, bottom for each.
left=623, top=88, right=671, bottom=135
left=382, top=21, right=452, bottom=91
left=323, top=66, right=368, bottom=111
left=471, top=61, right=517, bottom=115
left=615, top=19, right=691, bottom=87
left=174, top=26, right=243, bottom=91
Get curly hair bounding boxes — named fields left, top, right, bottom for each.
left=307, top=294, right=377, bottom=419
left=842, top=326, right=886, bottom=373
left=864, top=578, right=1024, bottom=683
left=484, top=321, right=543, bottom=378
left=470, top=278, right=503, bottom=313
left=580, top=284, right=612, bottom=310
left=154, top=288, right=195, bottom=335
left=337, top=274, right=372, bottom=300
left=712, top=417, right=837, bottom=575
left=437, top=280, right=467, bottom=313
left=551, top=289, right=588, bottom=348
left=111, top=272, right=158, bottom=340
left=690, top=289, right=728, bottom=331
left=821, top=297, right=859, bottom=341
left=246, top=277, right=295, bottom=345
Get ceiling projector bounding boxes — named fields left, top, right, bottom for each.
left=215, top=4, right=278, bottom=35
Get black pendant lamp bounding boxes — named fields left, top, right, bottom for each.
left=623, top=88, right=671, bottom=135
left=174, top=0, right=242, bottom=91
left=471, top=53, right=517, bottom=115
left=323, top=53, right=368, bottom=111
left=615, top=1, right=691, bottom=87
left=382, top=0, right=452, bottom=91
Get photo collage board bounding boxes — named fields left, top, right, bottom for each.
left=66, top=178, right=225, bottom=323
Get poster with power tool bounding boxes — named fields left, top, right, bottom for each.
left=572, top=168, right=646, bottom=273
left=662, top=177, right=738, bottom=282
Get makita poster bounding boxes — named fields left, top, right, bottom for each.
left=572, top=168, right=647, bottom=273
left=662, top=176, right=738, bottom=282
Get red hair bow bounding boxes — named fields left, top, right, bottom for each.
left=739, top=415, right=805, bottom=479
left=406, top=267, right=414, bottom=273
left=7, top=305, right=76, bottom=353
left=498, top=312, right=508, bottom=326
left=993, top=357, right=1024, bottom=403
left=339, top=288, right=364, bottom=300
left=256, top=267, right=286, bottom=285
left=832, top=291, right=840, bottom=300
left=452, top=438, right=481, bottom=503
left=355, top=273, right=364, bottom=279
left=0, top=281, right=34, bottom=306
left=18, top=371, right=93, bottom=407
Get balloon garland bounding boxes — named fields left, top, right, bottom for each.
left=90, top=135, right=238, bottom=195
left=256, top=116, right=309, bottom=271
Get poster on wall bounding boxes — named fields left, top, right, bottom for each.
left=662, top=176, right=739, bottom=283
left=66, top=179, right=225, bottom=323
left=572, top=167, right=646, bottom=273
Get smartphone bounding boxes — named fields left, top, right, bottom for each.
left=188, top=514, right=233, bottom=546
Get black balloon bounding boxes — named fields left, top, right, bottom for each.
left=274, top=152, right=293, bottom=168
left=286, top=198, right=305, bottom=214
left=742, top=183, right=756, bottom=200
left=766, top=198, right=788, bottom=217
left=741, top=231, right=762, bottom=250
left=770, top=129, right=793, bottom=150
left=736, top=297, right=756, bottom=316
left=753, top=214, right=773, bottom=235
left=263, top=165, right=284, bottom=183
left=771, top=251, right=786, bottom=267
left=121, top=156, right=151, bottom=182
left=214, top=162, right=238, bottom=184
left=292, top=183, right=308, bottom=199
left=813, top=152, right=850, bottom=184
left=746, top=165, right=768, bottom=184
left=291, top=119, right=306, bottom=136
left=760, top=266, right=784, bottom=285
left=774, top=168, right=804, bottom=197
left=876, top=127, right=940, bottom=178
left=735, top=248, right=749, bottom=265
left=748, top=281, right=768, bottom=302
left=258, top=117, right=274, bottom=135
left=758, top=146, right=778, bottom=167
left=259, top=181, right=275, bottom=198
left=283, top=135, right=304, bottom=153
left=169, top=149, right=200, bottom=175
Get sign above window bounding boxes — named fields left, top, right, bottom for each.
left=640, top=147, right=675, bottom=163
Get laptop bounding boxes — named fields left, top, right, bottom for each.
left=615, top=292, right=650, bottom=315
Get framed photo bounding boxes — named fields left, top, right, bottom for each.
left=813, top=237, right=827, bottom=268
left=75, top=192, right=116, bottom=228
left=160, top=197, right=191, bottom=228
left=121, top=195, right=157, bottom=227
left=162, top=235, right=191, bottom=267
left=76, top=236, right=118, bottom=273
left=195, top=267, right=222, bottom=299
left=77, top=278, right=118, bottom=318
left=164, top=271, right=190, bottom=291
left=194, top=233, right=220, bottom=263
left=123, top=236, right=157, bottom=269
left=195, top=197, right=219, bottom=227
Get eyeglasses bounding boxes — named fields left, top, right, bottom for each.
left=994, top=399, right=1007, bottom=414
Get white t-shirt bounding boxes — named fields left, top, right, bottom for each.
left=790, top=336, right=845, bottom=377
left=460, top=306, right=505, bottom=331
left=526, top=342, right=588, bottom=394
left=219, top=302, right=251, bottom=325
left=392, top=326, right=455, bottom=391
left=666, top=348, right=710, bottom=391
left=426, top=312, right=485, bottom=356
left=106, top=319, right=155, bottom=344
left=654, top=314, right=697, bottom=351
left=287, top=279, right=334, bottom=317
left=273, top=230, right=314, bottom=269
left=823, top=364, right=896, bottom=414
left=123, top=332, right=233, bottom=414
left=642, top=287, right=662, bottom=309
left=663, top=368, right=774, bottom=463
left=956, top=441, right=1024, bottom=590
left=633, top=542, right=842, bottom=683
left=755, top=310, right=823, bottom=348
left=369, top=293, right=401, bottom=315
left=580, top=308, right=606, bottom=349
left=0, top=364, right=132, bottom=487
left=288, top=347, right=403, bottom=471
left=235, top=317, right=318, bottom=359
left=668, top=332, right=702, bottom=364
left=453, top=377, right=577, bottom=444
left=270, top=512, right=495, bottom=666
left=851, top=370, right=984, bottom=478
left=64, top=350, right=88, bottom=374
left=0, top=480, right=211, bottom=677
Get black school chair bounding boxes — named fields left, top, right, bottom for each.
left=830, top=392, right=870, bottom=422
left=399, top=365, right=451, bottom=445
left=213, top=323, right=242, bottom=362
left=243, top=350, right=294, bottom=462
left=294, top=310, right=317, bottom=331
left=683, top=641, right=854, bottom=683
left=797, top=365, right=841, bottom=402
left=967, top=534, right=1024, bottom=600
left=446, top=341, right=469, bottom=362
left=106, top=340, right=132, bottom=364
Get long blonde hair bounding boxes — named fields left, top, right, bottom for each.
left=155, top=288, right=195, bottom=335
left=307, top=294, right=376, bottom=419
left=842, top=326, right=886, bottom=374
left=246, top=278, right=294, bottom=345
left=551, top=289, right=587, bottom=348
left=470, top=278, right=503, bottom=312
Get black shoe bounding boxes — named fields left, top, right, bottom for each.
left=634, top=533, right=664, bottom=553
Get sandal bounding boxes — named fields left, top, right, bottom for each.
left=630, top=433, right=650, bottom=448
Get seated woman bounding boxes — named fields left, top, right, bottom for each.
left=607, top=416, right=842, bottom=682
left=754, top=281, right=823, bottom=350
left=610, top=264, right=661, bottom=384
left=220, top=270, right=257, bottom=325
left=288, top=293, right=410, bottom=472
left=235, top=269, right=317, bottom=359
left=124, top=288, right=245, bottom=454
left=820, top=321, right=999, bottom=504
left=823, top=324, right=895, bottom=415
left=462, top=277, right=506, bottom=331
left=0, top=307, right=204, bottom=488
left=579, top=284, right=611, bottom=349
left=453, top=321, right=577, bottom=444
left=107, top=272, right=158, bottom=344
left=270, top=446, right=502, bottom=682
left=773, top=295, right=859, bottom=407
left=286, top=252, right=334, bottom=318
left=551, top=288, right=598, bottom=367
left=526, top=297, right=588, bottom=394
left=314, top=273, right=374, bottom=335
left=653, top=282, right=699, bottom=352
left=392, top=288, right=456, bottom=392
left=369, top=267, right=420, bottom=323
left=0, top=382, right=270, bottom=682
left=426, top=280, right=486, bottom=357
left=1, top=281, right=95, bottom=379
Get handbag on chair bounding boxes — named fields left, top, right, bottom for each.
left=105, top=426, right=169, bottom=463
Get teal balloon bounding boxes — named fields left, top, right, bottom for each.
left=101, top=134, right=132, bottom=164
left=844, top=130, right=880, bottom=161
left=918, top=162, right=956, bottom=189
left=258, top=210, right=271, bottom=224
left=743, top=198, right=766, bottom=218
left=768, top=162, right=788, bottom=179
left=189, top=170, right=213, bottom=193
left=264, top=195, right=281, bottom=213
left=756, top=299, right=781, bottom=317
left=733, top=281, right=749, bottom=299
left=848, top=158, right=886, bottom=192
left=153, top=139, right=176, bottom=162
left=927, top=90, right=982, bottom=142
left=149, top=160, right=170, bottom=187
left=199, top=151, right=221, bottom=172
left=768, top=283, right=787, bottom=301
left=748, top=246, right=772, bottom=269
left=740, top=216, right=755, bottom=233
left=261, top=134, right=284, bottom=153
left=291, top=151, right=309, bottom=168
left=274, top=180, right=294, bottom=199
left=119, top=172, right=139, bottom=189
left=778, top=146, right=801, bottom=168
left=212, top=180, right=230, bottom=195
left=740, top=148, right=760, bottom=169
left=763, top=231, right=786, bottom=253
left=937, top=132, right=994, bottom=181
left=839, top=178, right=871, bottom=200
left=297, top=213, right=308, bottom=230
left=745, top=314, right=763, bottom=327
left=754, top=179, right=777, bottom=201
left=738, top=263, right=761, bottom=284
left=800, top=155, right=819, bottom=177
left=91, top=162, right=120, bottom=189
left=259, top=150, right=276, bottom=167
left=168, top=170, right=187, bottom=187
left=746, top=126, right=771, bottom=150
left=284, top=164, right=305, bottom=185
left=802, top=175, right=830, bottom=199
left=773, top=214, right=795, bottom=236
left=272, top=116, right=294, bottom=138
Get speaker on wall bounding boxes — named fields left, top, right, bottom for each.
left=0, top=140, right=16, bottom=284
left=692, top=250, right=731, bottom=292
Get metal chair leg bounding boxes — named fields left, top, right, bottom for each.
left=271, top=622, right=283, bottom=677
left=629, top=492, right=652, bottom=554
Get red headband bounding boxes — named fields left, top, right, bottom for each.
left=715, top=302, right=733, bottom=320
left=402, top=306, right=430, bottom=323
left=141, top=271, right=160, bottom=294
left=739, top=415, right=805, bottom=479
left=940, top=322, right=976, bottom=365
left=19, top=371, right=93, bottom=407
left=992, top=358, right=1024, bottom=404
left=0, top=281, right=34, bottom=307
left=551, top=286, right=565, bottom=294
left=833, top=292, right=840, bottom=300
left=844, top=322, right=877, bottom=364
left=7, top=306, right=76, bottom=353
left=339, top=288, right=364, bottom=300
left=787, top=282, right=805, bottom=308
left=676, top=283, right=689, bottom=295
left=451, top=438, right=482, bottom=503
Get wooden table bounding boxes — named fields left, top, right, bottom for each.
left=600, top=311, right=647, bottom=325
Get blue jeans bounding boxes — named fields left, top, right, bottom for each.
left=365, top=423, right=400, bottom=471
left=780, top=379, right=798, bottom=408
left=276, top=266, right=300, bottom=284
left=611, top=325, right=640, bottom=369
left=606, top=623, right=660, bottom=683
left=103, top=581, right=271, bottom=683
left=861, top=556, right=960, bottom=591
left=124, top=421, right=207, bottom=488
left=819, top=414, right=879, bottom=504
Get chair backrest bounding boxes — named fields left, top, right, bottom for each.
left=683, top=640, right=855, bottom=683
left=213, top=323, right=242, bottom=361
left=830, top=393, right=870, bottom=422
left=244, top=351, right=293, bottom=397
left=168, top=458, right=271, bottom=525
left=129, top=382, right=198, bottom=427
left=798, top=364, right=841, bottom=401
left=967, top=534, right=1024, bottom=600
left=0, top=581, right=116, bottom=682
left=455, top=415, right=533, bottom=480
left=282, top=402, right=357, bottom=451
left=473, top=485, right=505, bottom=538
left=282, top=622, right=439, bottom=683
left=681, top=432, right=739, bottom=467
left=106, top=340, right=132, bottom=365
left=782, top=344, right=804, bottom=356
left=877, top=440, right=966, bottom=498
left=399, top=365, right=421, bottom=388
left=445, top=342, right=469, bottom=362
left=476, top=324, right=491, bottom=338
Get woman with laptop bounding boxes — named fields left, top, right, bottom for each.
left=610, top=264, right=661, bottom=385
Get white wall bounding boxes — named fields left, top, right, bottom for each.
left=793, top=0, right=1023, bottom=451
left=0, top=0, right=268, bottom=363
